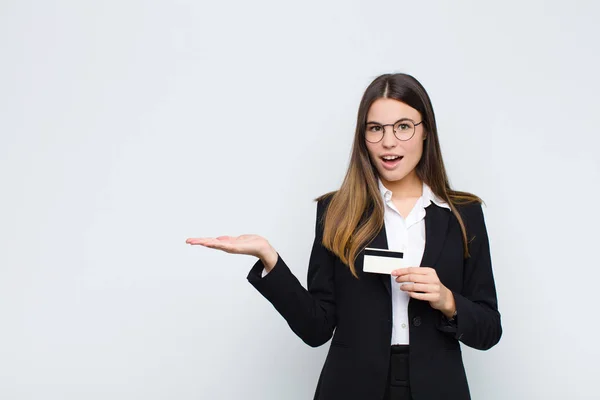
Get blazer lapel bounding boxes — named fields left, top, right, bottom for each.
left=363, top=203, right=450, bottom=296
left=420, top=204, right=451, bottom=268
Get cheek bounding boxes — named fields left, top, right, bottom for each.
left=405, top=139, right=425, bottom=159
left=365, top=142, right=378, bottom=160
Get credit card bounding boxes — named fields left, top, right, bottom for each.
left=363, top=247, right=404, bottom=274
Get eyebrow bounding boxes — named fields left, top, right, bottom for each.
left=366, top=117, right=415, bottom=125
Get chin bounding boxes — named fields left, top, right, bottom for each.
left=378, top=170, right=409, bottom=183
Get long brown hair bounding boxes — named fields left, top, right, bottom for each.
left=316, top=73, right=481, bottom=279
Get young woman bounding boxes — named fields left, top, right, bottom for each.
left=187, top=73, right=502, bottom=400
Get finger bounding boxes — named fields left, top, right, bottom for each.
left=186, top=238, right=213, bottom=245
left=395, top=274, right=437, bottom=284
left=399, top=283, right=438, bottom=293
left=188, top=238, right=229, bottom=249
left=406, top=291, right=437, bottom=301
left=391, top=267, right=433, bottom=276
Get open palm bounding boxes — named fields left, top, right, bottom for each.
left=186, top=234, right=268, bottom=257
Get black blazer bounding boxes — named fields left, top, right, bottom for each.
left=247, top=194, right=502, bottom=400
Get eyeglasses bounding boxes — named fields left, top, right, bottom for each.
left=365, top=118, right=423, bottom=143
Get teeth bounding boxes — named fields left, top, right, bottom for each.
left=382, top=156, right=400, bottom=160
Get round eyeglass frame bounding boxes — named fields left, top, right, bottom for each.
left=364, top=118, right=423, bottom=143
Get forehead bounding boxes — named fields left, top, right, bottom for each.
left=366, top=98, right=421, bottom=123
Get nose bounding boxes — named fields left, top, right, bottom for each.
left=381, top=126, right=397, bottom=148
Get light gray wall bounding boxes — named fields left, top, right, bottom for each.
left=1, top=1, right=598, bottom=399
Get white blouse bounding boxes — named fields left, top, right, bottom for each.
left=378, top=178, right=450, bottom=345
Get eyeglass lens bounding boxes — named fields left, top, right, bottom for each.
left=365, top=120, right=416, bottom=143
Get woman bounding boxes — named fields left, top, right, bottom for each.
left=186, top=73, right=502, bottom=400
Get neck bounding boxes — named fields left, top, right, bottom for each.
left=380, top=171, right=422, bottom=199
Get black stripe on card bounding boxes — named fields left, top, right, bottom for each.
left=364, top=248, right=404, bottom=259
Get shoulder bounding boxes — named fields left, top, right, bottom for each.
left=454, top=200, right=484, bottom=219
left=311, top=191, right=337, bottom=237
left=315, top=191, right=337, bottom=211
left=312, top=191, right=337, bottom=233
left=448, top=189, right=484, bottom=220
left=451, top=198, right=488, bottom=239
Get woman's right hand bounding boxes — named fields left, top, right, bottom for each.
left=185, top=234, right=279, bottom=271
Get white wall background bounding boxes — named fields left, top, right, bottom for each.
left=1, top=1, right=599, bottom=399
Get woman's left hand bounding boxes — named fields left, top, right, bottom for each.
left=391, top=267, right=456, bottom=318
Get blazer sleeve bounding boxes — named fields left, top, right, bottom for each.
left=246, top=198, right=337, bottom=348
left=437, top=202, right=503, bottom=350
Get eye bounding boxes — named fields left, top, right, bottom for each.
left=398, top=123, right=411, bottom=130
left=368, top=125, right=382, bottom=132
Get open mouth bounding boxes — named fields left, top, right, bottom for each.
left=379, top=156, right=404, bottom=169
left=380, top=155, right=404, bottom=167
